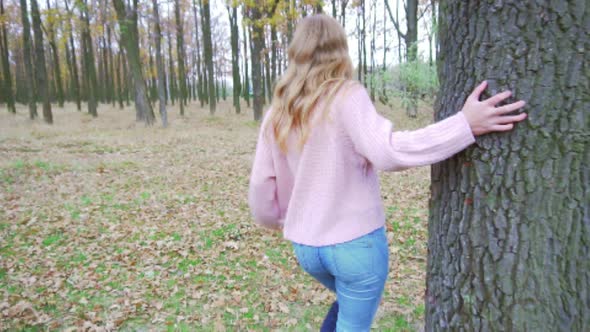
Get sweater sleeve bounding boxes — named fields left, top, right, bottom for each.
left=248, top=112, right=281, bottom=230
left=339, top=86, right=476, bottom=171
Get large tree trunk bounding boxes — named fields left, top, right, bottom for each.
left=200, top=0, right=215, bottom=115
left=19, top=0, right=37, bottom=119
left=113, top=0, right=154, bottom=125
left=31, top=0, right=52, bottom=123
left=0, top=0, right=15, bottom=113
left=152, top=0, right=167, bottom=127
left=426, top=1, right=589, bottom=331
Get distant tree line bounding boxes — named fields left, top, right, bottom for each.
left=0, top=0, right=437, bottom=125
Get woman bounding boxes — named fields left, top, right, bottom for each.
left=248, top=14, right=526, bottom=331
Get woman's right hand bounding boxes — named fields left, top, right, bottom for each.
left=460, top=81, right=527, bottom=136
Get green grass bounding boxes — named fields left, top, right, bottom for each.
left=42, top=233, right=63, bottom=246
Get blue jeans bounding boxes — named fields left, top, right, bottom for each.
left=292, top=227, right=389, bottom=331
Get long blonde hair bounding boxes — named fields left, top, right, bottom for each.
left=269, top=14, right=353, bottom=152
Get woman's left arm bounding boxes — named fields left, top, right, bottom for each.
left=248, top=117, right=282, bottom=230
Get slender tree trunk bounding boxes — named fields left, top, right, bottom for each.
left=381, top=6, right=387, bottom=100
left=396, top=0, right=402, bottom=63
left=427, top=1, right=589, bottom=330
left=369, top=0, right=376, bottom=101
left=31, top=0, right=52, bottom=123
left=340, top=0, right=348, bottom=29
left=116, top=52, right=124, bottom=109
left=0, top=0, right=15, bottom=113
left=192, top=0, right=204, bottom=107
left=242, top=18, right=250, bottom=108
left=405, top=0, right=418, bottom=61
left=65, top=0, right=81, bottom=111
left=356, top=9, right=362, bottom=82
left=175, top=0, right=187, bottom=115
left=20, top=0, right=37, bottom=120
left=45, top=0, right=64, bottom=107
left=361, top=0, right=367, bottom=85
left=152, top=0, right=167, bottom=127
left=81, top=0, right=97, bottom=117
left=430, top=0, right=437, bottom=66
left=264, top=45, right=271, bottom=103
left=122, top=51, right=130, bottom=106
left=113, top=0, right=154, bottom=125
left=249, top=6, right=264, bottom=121
left=200, top=0, right=215, bottom=114
left=167, top=29, right=176, bottom=106
left=270, top=26, right=277, bottom=85
left=228, top=4, right=241, bottom=114
left=106, top=25, right=115, bottom=106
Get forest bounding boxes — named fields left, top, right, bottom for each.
left=0, top=0, right=437, bottom=124
left=1, top=0, right=588, bottom=330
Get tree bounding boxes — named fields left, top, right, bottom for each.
left=191, top=0, right=204, bottom=107
left=174, top=0, right=187, bottom=116
left=31, top=0, right=52, bottom=123
left=152, top=0, right=167, bottom=127
left=19, top=0, right=37, bottom=119
left=0, top=0, right=15, bottom=113
left=45, top=0, right=65, bottom=107
left=248, top=5, right=264, bottom=121
left=241, top=12, right=250, bottom=108
left=426, top=1, right=589, bottom=330
left=64, top=0, right=81, bottom=111
left=80, top=0, right=98, bottom=117
left=113, top=0, right=155, bottom=125
left=227, top=1, right=241, bottom=114
left=200, top=0, right=216, bottom=115
left=384, top=0, right=418, bottom=61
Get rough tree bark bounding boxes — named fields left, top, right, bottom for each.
left=427, top=1, right=589, bottom=331
left=113, top=0, right=155, bottom=125
left=31, top=0, right=52, bottom=123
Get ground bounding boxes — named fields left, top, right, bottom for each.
left=0, top=99, right=434, bottom=331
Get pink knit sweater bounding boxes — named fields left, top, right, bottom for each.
left=248, top=83, right=475, bottom=246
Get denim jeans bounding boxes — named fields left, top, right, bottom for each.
left=292, top=227, right=389, bottom=331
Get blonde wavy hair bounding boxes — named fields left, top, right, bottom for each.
left=269, top=14, right=354, bottom=152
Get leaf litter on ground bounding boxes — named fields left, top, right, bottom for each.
left=1, top=99, right=434, bottom=331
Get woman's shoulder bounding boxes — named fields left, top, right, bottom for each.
left=331, top=80, right=372, bottom=115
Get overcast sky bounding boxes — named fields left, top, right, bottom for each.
left=208, top=0, right=435, bottom=69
